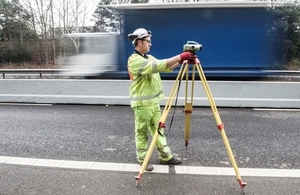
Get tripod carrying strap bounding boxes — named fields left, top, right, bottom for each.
left=165, top=73, right=183, bottom=136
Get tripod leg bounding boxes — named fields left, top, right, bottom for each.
left=184, top=64, right=195, bottom=147
left=135, top=63, right=188, bottom=186
left=184, top=102, right=192, bottom=147
left=195, top=60, right=246, bottom=190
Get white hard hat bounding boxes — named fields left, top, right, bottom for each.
left=128, top=28, right=152, bottom=45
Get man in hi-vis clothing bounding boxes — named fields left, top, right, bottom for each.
left=127, top=28, right=195, bottom=171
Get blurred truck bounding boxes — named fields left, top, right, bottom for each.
left=59, top=2, right=281, bottom=79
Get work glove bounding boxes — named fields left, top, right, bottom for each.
left=188, top=55, right=198, bottom=64
left=179, top=51, right=195, bottom=64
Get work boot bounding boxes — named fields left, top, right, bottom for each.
left=159, top=157, right=181, bottom=165
left=139, top=162, right=154, bottom=172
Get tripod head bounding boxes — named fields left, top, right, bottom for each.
left=183, top=41, right=202, bottom=54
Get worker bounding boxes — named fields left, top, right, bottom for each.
left=127, top=28, right=196, bottom=171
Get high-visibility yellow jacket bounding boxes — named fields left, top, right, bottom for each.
left=128, top=52, right=172, bottom=108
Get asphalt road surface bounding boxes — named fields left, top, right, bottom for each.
left=0, top=104, right=299, bottom=195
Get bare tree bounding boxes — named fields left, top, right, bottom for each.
left=50, top=0, right=56, bottom=64
left=21, top=0, right=44, bottom=64
left=55, top=0, right=98, bottom=34
left=54, top=0, right=99, bottom=54
left=34, top=0, right=50, bottom=64
left=20, top=0, right=99, bottom=64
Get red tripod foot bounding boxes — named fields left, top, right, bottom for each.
left=237, top=179, right=247, bottom=194
left=134, top=173, right=142, bottom=187
left=237, top=179, right=247, bottom=188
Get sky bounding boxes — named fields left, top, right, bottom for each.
left=82, top=0, right=100, bottom=26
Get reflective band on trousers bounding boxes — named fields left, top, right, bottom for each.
left=157, top=145, right=171, bottom=158
left=130, top=90, right=163, bottom=101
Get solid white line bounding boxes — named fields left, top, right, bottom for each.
left=175, top=166, right=300, bottom=178
left=1, top=156, right=300, bottom=178
left=0, top=156, right=168, bottom=173
left=175, top=97, right=300, bottom=102
left=0, top=94, right=300, bottom=102
left=253, top=108, right=300, bottom=112
left=0, top=94, right=130, bottom=99
left=0, top=103, right=52, bottom=106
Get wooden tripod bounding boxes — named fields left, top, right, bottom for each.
left=134, top=58, right=246, bottom=191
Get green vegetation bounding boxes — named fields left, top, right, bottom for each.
left=0, top=0, right=36, bottom=63
left=268, top=3, right=300, bottom=70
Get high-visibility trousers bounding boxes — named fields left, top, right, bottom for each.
left=132, top=103, right=173, bottom=163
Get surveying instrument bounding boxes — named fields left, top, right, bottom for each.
left=135, top=41, right=247, bottom=192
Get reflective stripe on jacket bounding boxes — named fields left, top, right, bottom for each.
left=128, top=53, right=172, bottom=108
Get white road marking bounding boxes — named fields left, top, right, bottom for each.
left=0, top=94, right=130, bottom=99
left=1, top=155, right=300, bottom=178
left=0, top=156, right=168, bottom=173
left=175, top=166, right=300, bottom=178
left=253, top=108, right=300, bottom=111
left=0, top=103, right=52, bottom=106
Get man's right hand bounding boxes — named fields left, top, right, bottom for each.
left=179, top=51, right=195, bottom=64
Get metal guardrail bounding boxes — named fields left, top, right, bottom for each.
left=1, top=69, right=300, bottom=79
left=0, top=69, right=61, bottom=79
left=262, top=70, right=300, bottom=75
